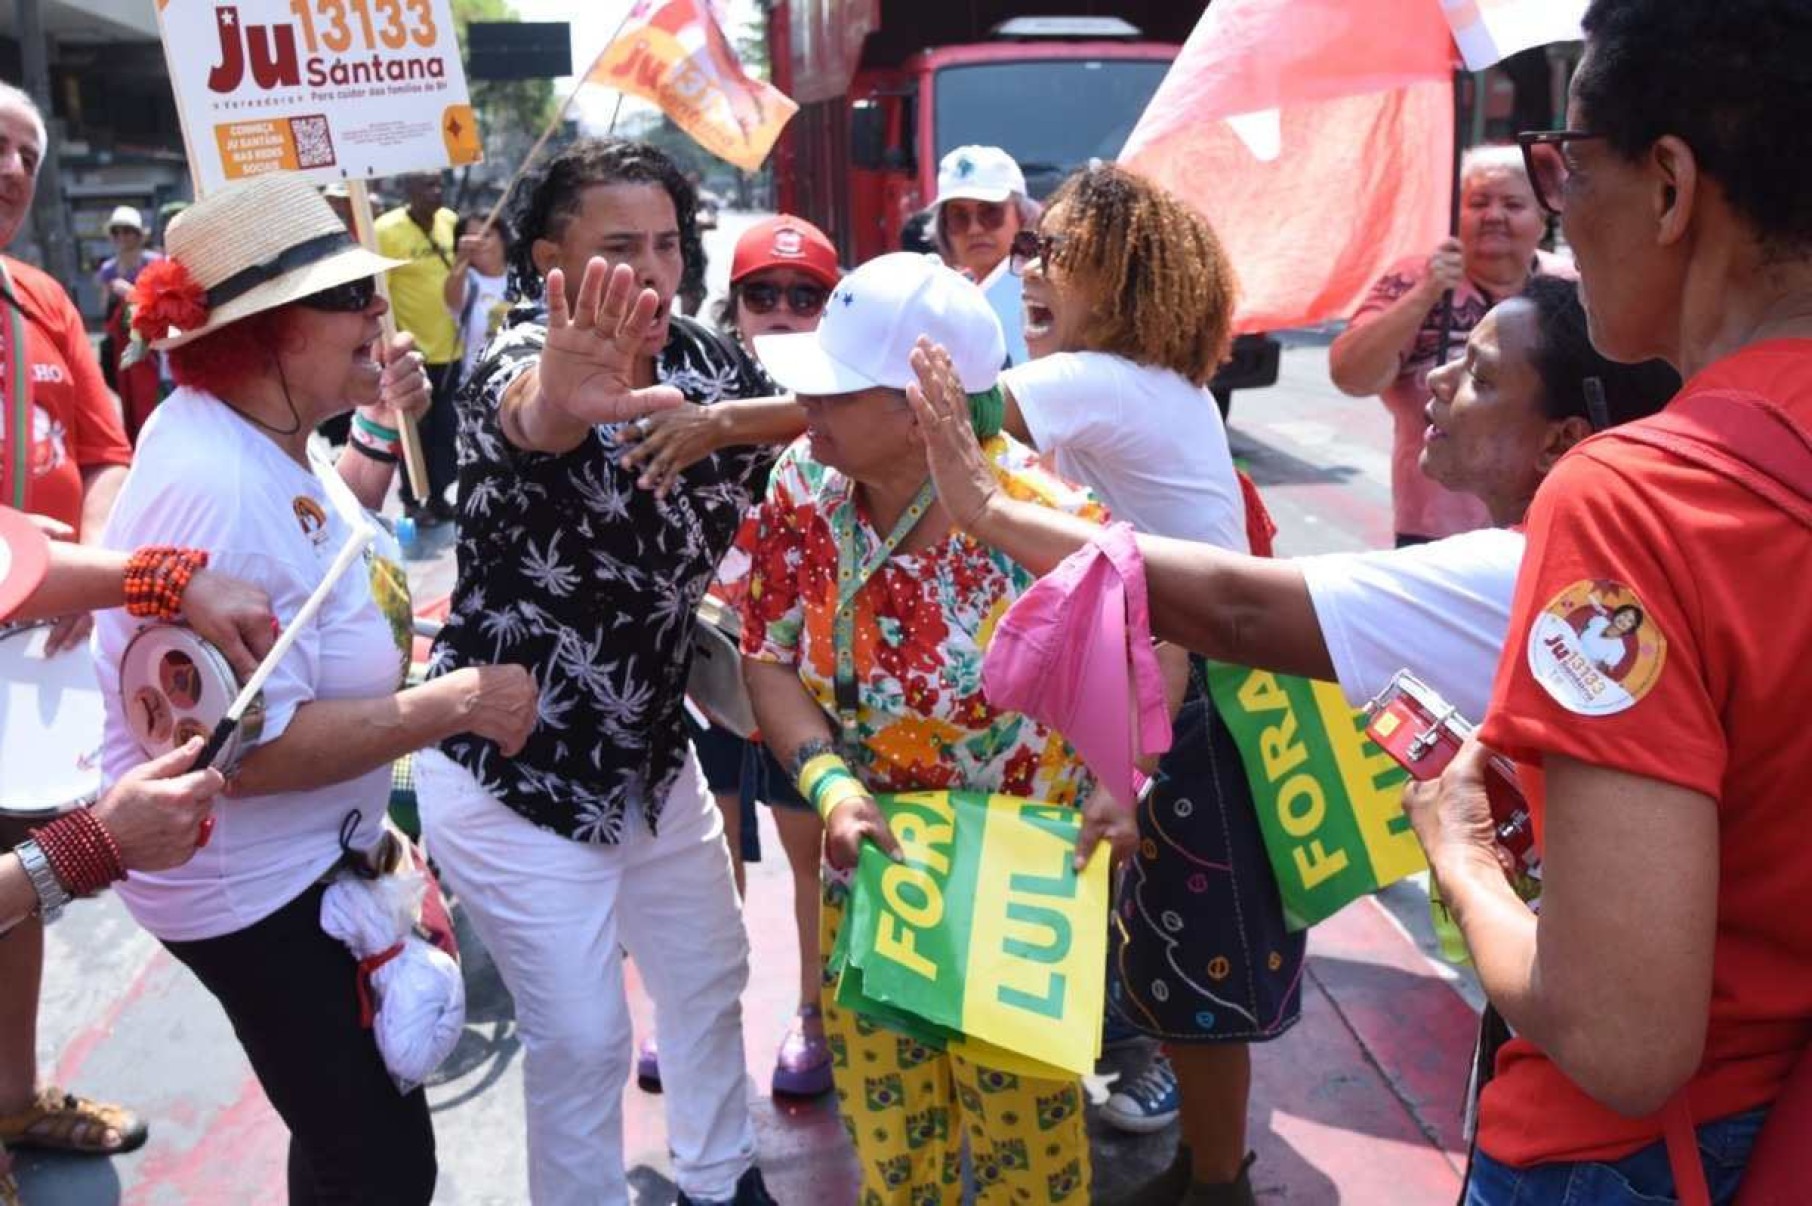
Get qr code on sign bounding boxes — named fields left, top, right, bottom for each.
left=289, top=115, right=336, bottom=170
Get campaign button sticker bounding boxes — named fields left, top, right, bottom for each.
left=1526, top=579, right=1666, bottom=716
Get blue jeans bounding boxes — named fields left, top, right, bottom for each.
left=1466, top=1108, right=1765, bottom=1205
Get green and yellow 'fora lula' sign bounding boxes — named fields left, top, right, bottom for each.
left=833, top=791, right=1110, bottom=1078
left=1205, top=664, right=1428, bottom=930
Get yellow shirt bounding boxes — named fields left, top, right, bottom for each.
left=374, top=206, right=459, bottom=364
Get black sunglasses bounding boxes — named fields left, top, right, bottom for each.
left=1516, top=130, right=1610, bottom=218
left=297, top=276, right=378, bottom=313
left=1009, top=230, right=1067, bottom=276
left=741, top=280, right=829, bottom=317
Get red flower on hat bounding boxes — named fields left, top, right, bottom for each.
left=129, top=258, right=209, bottom=345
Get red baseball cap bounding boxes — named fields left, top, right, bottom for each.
left=730, top=215, right=839, bottom=288
left=0, top=507, right=49, bottom=623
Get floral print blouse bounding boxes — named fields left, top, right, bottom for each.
left=740, top=437, right=1107, bottom=807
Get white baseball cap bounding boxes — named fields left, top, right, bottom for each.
left=932, top=145, right=1028, bottom=207
left=107, top=205, right=144, bottom=233
left=756, top=252, right=1005, bottom=397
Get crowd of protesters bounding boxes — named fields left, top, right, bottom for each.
left=2, top=0, right=1809, bottom=1203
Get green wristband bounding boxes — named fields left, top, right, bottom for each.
left=354, top=413, right=400, bottom=443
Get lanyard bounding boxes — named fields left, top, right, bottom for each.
left=829, top=477, right=937, bottom=746
left=0, top=261, right=27, bottom=510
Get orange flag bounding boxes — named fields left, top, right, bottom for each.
left=586, top=0, right=797, bottom=173
left=1122, top=0, right=1457, bottom=334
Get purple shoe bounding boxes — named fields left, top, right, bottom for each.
left=637, top=1035, right=661, bottom=1093
left=771, top=1006, right=833, bottom=1098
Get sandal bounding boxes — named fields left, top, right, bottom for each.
left=771, top=1006, right=833, bottom=1098
left=0, top=1086, right=148, bottom=1155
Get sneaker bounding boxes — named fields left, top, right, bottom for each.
left=771, top=1006, right=834, bottom=1098
left=676, top=1166, right=777, bottom=1206
left=1102, top=1054, right=1180, bottom=1134
left=636, top=1036, right=661, bottom=1092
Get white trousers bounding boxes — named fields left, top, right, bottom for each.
left=415, top=748, right=756, bottom=1206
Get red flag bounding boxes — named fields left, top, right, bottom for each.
left=1122, top=0, right=1456, bottom=333
left=586, top=0, right=797, bottom=173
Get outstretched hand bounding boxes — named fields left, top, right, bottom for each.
left=905, top=338, right=1001, bottom=533
left=539, top=259, right=686, bottom=427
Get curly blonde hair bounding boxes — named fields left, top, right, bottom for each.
left=1041, top=164, right=1237, bottom=386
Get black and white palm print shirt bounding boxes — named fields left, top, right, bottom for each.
left=429, top=309, right=776, bottom=843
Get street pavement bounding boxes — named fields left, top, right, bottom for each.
left=15, top=214, right=1485, bottom=1204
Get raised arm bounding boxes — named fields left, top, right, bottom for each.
left=1328, top=241, right=1459, bottom=397
left=618, top=395, right=805, bottom=498
left=907, top=342, right=1334, bottom=680
left=499, top=260, right=685, bottom=456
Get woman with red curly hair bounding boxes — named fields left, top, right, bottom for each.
left=88, top=171, right=544, bottom=1203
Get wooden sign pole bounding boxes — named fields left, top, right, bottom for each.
left=345, top=178, right=430, bottom=504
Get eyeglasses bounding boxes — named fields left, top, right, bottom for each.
left=1009, top=230, right=1068, bottom=276
left=1516, top=130, right=1610, bottom=218
left=942, top=201, right=1011, bottom=235
left=297, top=276, right=378, bottom=313
left=741, top=280, right=829, bottom=317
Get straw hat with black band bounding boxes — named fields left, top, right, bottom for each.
left=140, top=172, right=401, bottom=352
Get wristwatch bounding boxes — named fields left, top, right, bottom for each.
left=14, top=839, right=71, bottom=923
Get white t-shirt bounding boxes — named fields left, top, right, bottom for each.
left=1004, top=350, right=1247, bottom=550
left=1298, top=526, right=1525, bottom=722
left=455, top=267, right=511, bottom=378
left=95, top=389, right=409, bottom=942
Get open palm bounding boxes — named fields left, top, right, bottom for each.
left=539, top=258, right=685, bottom=427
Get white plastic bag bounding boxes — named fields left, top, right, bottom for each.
left=321, top=856, right=466, bottom=1093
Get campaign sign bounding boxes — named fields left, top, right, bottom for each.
left=837, top=791, right=1109, bottom=1078
left=155, top=0, right=483, bottom=193
left=1205, top=664, right=1427, bottom=930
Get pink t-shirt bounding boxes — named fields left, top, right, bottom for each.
left=1350, top=250, right=1572, bottom=540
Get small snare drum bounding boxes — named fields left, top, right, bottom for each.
left=0, top=623, right=104, bottom=818
left=119, top=624, right=265, bottom=772
left=687, top=595, right=756, bottom=739
left=1363, top=669, right=1538, bottom=874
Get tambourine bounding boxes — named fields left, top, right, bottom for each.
left=1363, top=669, right=1538, bottom=874
left=119, top=624, right=265, bottom=772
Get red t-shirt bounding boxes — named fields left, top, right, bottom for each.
left=1477, top=338, right=1812, bottom=1166
left=0, top=255, right=131, bottom=532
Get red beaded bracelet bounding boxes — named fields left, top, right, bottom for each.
left=30, top=808, right=127, bottom=897
left=124, top=547, right=209, bottom=620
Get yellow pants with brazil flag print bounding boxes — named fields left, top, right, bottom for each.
left=820, top=880, right=1090, bottom=1206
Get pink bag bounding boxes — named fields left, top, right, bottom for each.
left=982, top=523, right=1172, bottom=809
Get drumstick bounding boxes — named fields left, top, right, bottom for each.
left=194, top=525, right=377, bottom=770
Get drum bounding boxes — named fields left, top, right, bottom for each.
left=118, top=624, right=265, bottom=772
left=687, top=595, right=756, bottom=739
left=0, top=623, right=104, bottom=818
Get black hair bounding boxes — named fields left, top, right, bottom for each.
left=1578, top=0, right=1812, bottom=256
left=452, top=212, right=512, bottom=245
left=1610, top=604, right=1644, bottom=629
left=711, top=283, right=741, bottom=339
left=504, top=137, right=700, bottom=303
left=1516, top=276, right=1680, bottom=428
